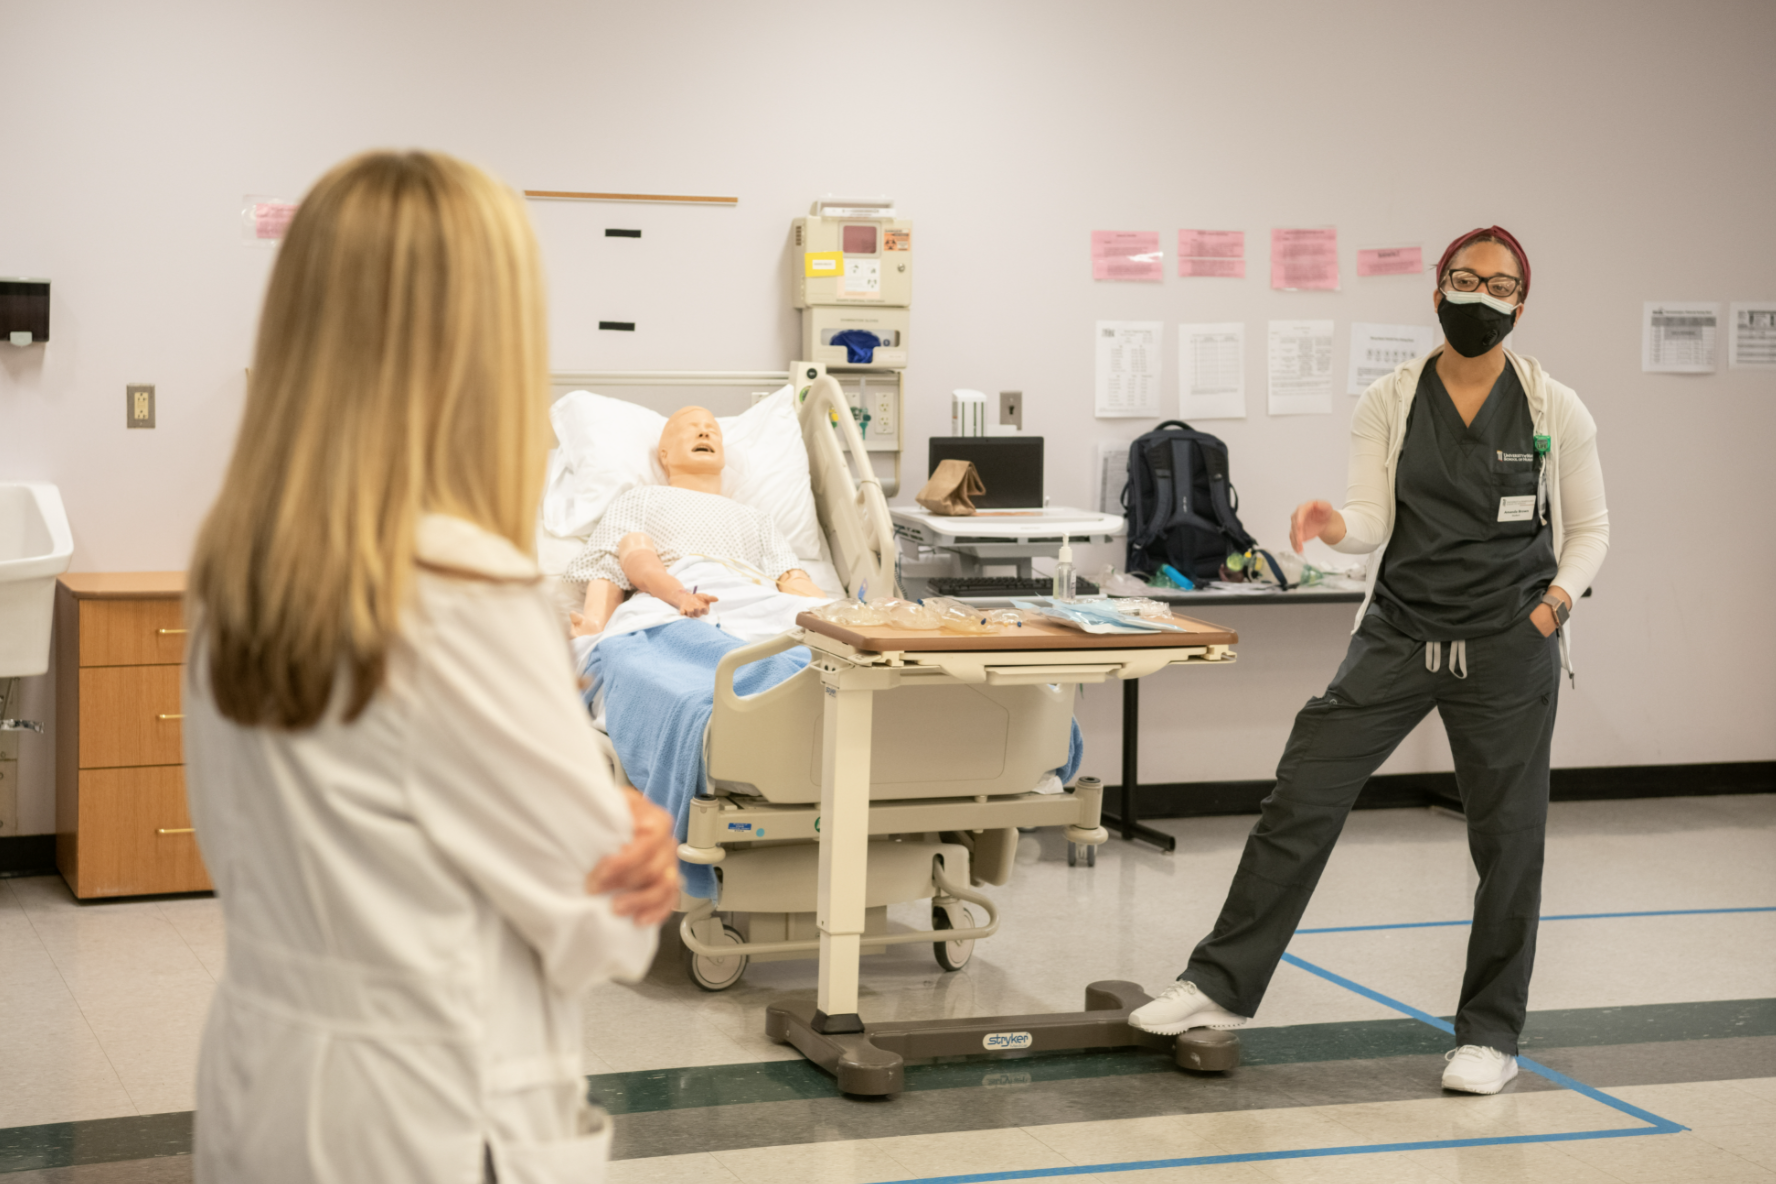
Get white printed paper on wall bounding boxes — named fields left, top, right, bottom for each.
left=1348, top=323, right=1436, bottom=394
left=1098, top=442, right=1131, bottom=517
left=1095, top=321, right=1163, bottom=418
left=1642, top=301, right=1720, bottom=373
left=1178, top=322, right=1246, bottom=419
left=1267, top=320, right=1334, bottom=415
left=1729, top=302, right=1776, bottom=369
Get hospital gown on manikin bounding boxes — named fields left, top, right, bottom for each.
left=564, top=485, right=802, bottom=587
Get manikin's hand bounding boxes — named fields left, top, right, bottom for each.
left=1289, top=500, right=1347, bottom=553
left=674, top=590, right=719, bottom=618
left=776, top=569, right=825, bottom=599
left=569, top=612, right=601, bottom=638
left=587, top=786, right=679, bottom=927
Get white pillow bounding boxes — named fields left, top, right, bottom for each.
left=544, top=385, right=824, bottom=560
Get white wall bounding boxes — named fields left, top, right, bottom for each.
left=4, top=0, right=1773, bottom=834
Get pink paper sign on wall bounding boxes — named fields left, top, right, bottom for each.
left=1357, top=246, right=1424, bottom=277
left=1178, top=230, right=1246, bottom=278
left=1092, top=231, right=1164, bottom=282
left=1271, top=227, right=1340, bottom=291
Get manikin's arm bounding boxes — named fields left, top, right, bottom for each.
left=775, top=569, right=825, bottom=598
left=618, top=534, right=718, bottom=617
left=570, top=579, right=626, bottom=637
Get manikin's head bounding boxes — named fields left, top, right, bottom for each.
left=658, top=406, right=724, bottom=485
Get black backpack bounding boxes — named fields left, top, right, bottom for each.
left=1123, top=420, right=1270, bottom=584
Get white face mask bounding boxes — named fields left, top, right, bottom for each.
left=1442, top=288, right=1519, bottom=316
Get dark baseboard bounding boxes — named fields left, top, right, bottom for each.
left=1115, top=761, right=1776, bottom=819
left=0, top=833, right=57, bottom=878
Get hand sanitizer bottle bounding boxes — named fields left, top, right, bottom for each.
left=1052, top=535, right=1077, bottom=601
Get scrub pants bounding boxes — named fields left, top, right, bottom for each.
left=1181, top=608, right=1562, bottom=1054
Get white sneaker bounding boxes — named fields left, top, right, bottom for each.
left=1442, top=1045, right=1519, bottom=1094
left=1128, top=981, right=1248, bottom=1036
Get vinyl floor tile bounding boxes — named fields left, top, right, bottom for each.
left=871, top=1126, right=1072, bottom=1178
left=712, top=1137, right=913, bottom=1184
left=1606, top=1078, right=1776, bottom=1129
left=1401, top=1139, right=1628, bottom=1183
left=607, top=1151, right=742, bottom=1184
left=1021, top=1114, right=1221, bottom=1164
left=1556, top=1130, right=1776, bottom=1181
left=1252, top=1148, right=1448, bottom=1183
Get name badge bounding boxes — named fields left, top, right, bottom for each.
left=1498, top=495, right=1536, bottom=522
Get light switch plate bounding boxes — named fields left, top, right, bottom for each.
left=999, top=390, right=1023, bottom=429
left=127, top=384, right=155, bottom=429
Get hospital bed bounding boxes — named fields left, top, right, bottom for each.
left=543, top=374, right=1116, bottom=991
left=545, top=376, right=1245, bottom=1097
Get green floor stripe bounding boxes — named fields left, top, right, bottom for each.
left=585, top=997, right=1776, bottom=1116
left=3, top=998, right=1770, bottom=1172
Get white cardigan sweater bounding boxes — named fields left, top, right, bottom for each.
left=1330, top=348, right=1610, bottom=672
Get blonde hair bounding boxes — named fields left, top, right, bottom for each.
left=189, top=150, right=548, bottom=728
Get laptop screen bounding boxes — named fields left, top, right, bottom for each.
left=927, top=437, right=1044, bottom=510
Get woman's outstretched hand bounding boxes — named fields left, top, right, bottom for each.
left=1289, top=500, right=1347, bottom=553
left=587, top=787, right=679, bottom=927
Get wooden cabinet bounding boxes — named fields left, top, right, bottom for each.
left=55, top=573, right=211, bottom=898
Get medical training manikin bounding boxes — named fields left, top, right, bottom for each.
left=567, top=407, right=826, bottom=635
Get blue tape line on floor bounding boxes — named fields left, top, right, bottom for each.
left=876, top=938, right=1693, bottom=1184
left=1295, top=904, right=1776, bottom=935
left=1277, top=952, right=1686, bottom=1134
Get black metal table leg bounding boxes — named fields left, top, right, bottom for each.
left=1100, top=677, right=1176, bottom=852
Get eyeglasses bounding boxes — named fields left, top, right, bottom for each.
left=1443, top=268, right=1522, bottom=300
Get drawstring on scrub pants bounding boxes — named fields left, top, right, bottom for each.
left=1425, top=639, right=1468, bottom=679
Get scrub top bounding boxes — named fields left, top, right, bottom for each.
left=1374, top=357, right=1556, bottom=641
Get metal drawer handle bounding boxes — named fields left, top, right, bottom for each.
left=157, top=628, right=188, bottom=636
left=156, top=827, right=195, bottom=835
left=157, top=713, right=185, bottom=721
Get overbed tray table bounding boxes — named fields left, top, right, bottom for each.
left=767, top=609, right=1239, bottom=1095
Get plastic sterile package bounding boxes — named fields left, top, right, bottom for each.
left=923, top=597, right=1004, bottom=635
left=870, top=597, right=943, bottom=630
left=1111, top=597, right=1174, bottom=621
left=1013, top=598, right=1189, bottom=635
left=1091, top=564, right=1157, bottom=598
left=813, top=598, right=889, bottom=627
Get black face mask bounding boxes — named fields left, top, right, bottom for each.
left=1437, top=292, right=1519, bottom=357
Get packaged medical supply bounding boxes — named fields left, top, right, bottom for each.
left=1013, top=599, right=1189, bottom=635
left=924, top=597, right=1004, bottom=635
left=1092, top=565, right=1155, bottom=597
left=871, top=598, right=942, bottom=630
left=813, top=599, right=890, bottom=627
left=1159, top=563, right=1195, bottom=590
left=1111, top=597, right=1174, bottom=621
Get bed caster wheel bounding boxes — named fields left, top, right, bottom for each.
left=932, top=902, right=974, bottom=972
left=1067, top=842, right=1097, bottom=867
left=686, top=924, right=748, bottom=991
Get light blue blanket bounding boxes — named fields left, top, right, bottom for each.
left=586, top=618, right=1084, bottom=900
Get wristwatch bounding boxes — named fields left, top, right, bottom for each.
left=1540, top=593, right=1570, bottom=627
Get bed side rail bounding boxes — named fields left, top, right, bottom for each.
left=800, top=375, right=898, bottom=599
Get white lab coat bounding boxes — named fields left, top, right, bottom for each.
left=184, top=514, right=656, bottom=1184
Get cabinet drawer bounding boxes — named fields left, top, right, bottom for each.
left=79, top=599, right=187, bottom=667
left=79, top=665, right=184, bottom=769
left=75, top=766, right=211, bottom=897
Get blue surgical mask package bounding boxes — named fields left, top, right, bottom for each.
left=1013, top=599, right=1190, bottom=634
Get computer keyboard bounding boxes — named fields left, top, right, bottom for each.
left=924, top=575, right=1101, bottom=599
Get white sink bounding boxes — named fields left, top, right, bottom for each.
left=0, top=483, right=74, bottom=678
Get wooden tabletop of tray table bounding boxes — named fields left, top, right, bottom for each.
left=794, top=611, right=1237, bottom=652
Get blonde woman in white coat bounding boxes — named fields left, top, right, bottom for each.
left=1130, top=227, right=1609, bottom=1097
left=183, top=151, right=678, bottom=1184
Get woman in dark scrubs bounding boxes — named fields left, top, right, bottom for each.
left=1129, top=227, right=1611, bottom=1096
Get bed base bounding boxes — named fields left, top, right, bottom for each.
left=765, top=980, right=1241, bottom=1096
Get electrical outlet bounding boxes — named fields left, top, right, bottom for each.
left=999, top=390, right=1023, bottom=429
left=127, top=384, right=156, bottom=429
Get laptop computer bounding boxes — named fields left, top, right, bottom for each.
left=927, top=437, right=1044, bottom=511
